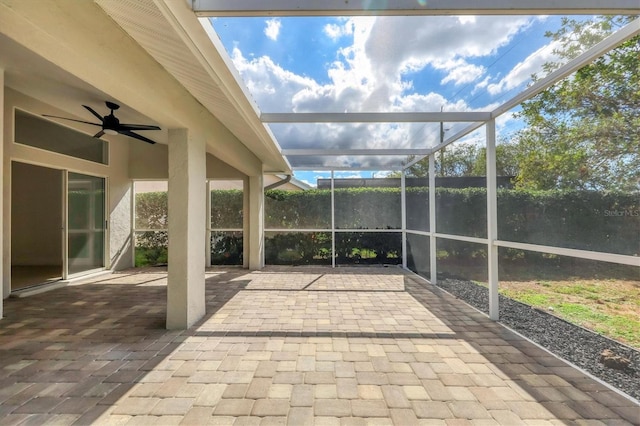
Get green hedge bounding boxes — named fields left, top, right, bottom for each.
left=400, top=187, right=637, bottom=255
left=497, top=189, right=639, bottom=255
left=211, top=231, right=243, bottom=265
left=134, top=187, right=639, bottom=266
left=333, top=188, right=401, bottom=229
left=211, top=190, right=243, bottom=229
left=265, top=189, right=331, bottom=228
left=135, top=191, right=168, bottom=229
left=265, top=232, right=331, bottom=265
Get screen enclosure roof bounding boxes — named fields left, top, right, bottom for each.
left=192, top=1, right=640, bottom=170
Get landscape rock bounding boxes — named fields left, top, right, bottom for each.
left=600, top=349, right=632, bottom=371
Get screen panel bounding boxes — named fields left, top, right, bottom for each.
left=265, top=231, right=332, bottom=265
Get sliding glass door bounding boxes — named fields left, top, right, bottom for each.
left=67, top=172, right=106, bottom=276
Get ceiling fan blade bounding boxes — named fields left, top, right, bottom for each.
left=94, top=130, right=105, bottom=138
left=119, top=130, right=157, bottom=145
left=82, top=105, right=105, bottom=122
left=42, top=114, right=102, bottom=127
left=118, top=123, right=161, bottom=131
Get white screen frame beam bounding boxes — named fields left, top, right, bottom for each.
left=262, top=112, right=491, bottom=123
left=192, top=0, right=640, bottom=17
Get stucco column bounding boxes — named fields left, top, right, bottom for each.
left=242, top=177, right=250, bottom=269
left=166, top=128, right=206, bottom=329
left=248, top=174, right=264, bottom=270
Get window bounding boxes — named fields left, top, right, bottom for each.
left=15, top=109, right=108, bottom=165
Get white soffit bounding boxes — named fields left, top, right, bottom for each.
left=95, top=0, right=290, bottom=173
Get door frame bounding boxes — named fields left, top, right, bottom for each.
left=64, top=169, right=109, bottom=280
left=10, top=160, right=109, bottom=285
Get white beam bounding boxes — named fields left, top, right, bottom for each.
left=428, top=154, right=437, bottom=285
left=192, top=0, right=640, bottom=16
left=283, top=149, right=431, bottom=156
left=262, top=112, right=490, bottom=123
left=433, top=122, right=485, bottom=152
left=331, top=170, right=336, bottom=268
left=403, top=154, right=428, bottom=170
left=401, top=172, right=407, bottom=269
left=495, top=241, right=640, bottom=268
left=406, top=121, right=484, bottom=169
left=291, top=166, right=404, bottom=171
left=486, top=120, right=499, bottom=321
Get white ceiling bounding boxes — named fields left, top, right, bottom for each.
left=0, top=32, right=165, bottom=142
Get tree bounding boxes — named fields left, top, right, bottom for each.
left=471, top=143, right=520, bottom=177
left=398, top=141, right=519, bottom=178
left=513, top=16, right=640, bottom=190
left=399, top=143, right=480, bottom=178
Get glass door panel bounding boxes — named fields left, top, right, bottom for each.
left=67, top=172, right=105, bottom=275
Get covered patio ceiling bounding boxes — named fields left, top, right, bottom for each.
left=191, top=1, right=639, bottom=171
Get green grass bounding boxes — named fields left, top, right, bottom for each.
left=499, top=283, right=640, bottom=349
left=554, top=284, right=599, bottom=295
left=555, top=303, right=640, bottom=346
left=511, top=291, right=550, bottom=307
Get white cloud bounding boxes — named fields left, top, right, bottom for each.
left=363, top=16, right=530, bottom=80
left=230, top=48, right=321, bottom=112
left=436, top=60, right=485, bottom=86
left=334, top=172, right=364, bottom=179
left=324, top=20, right=353, bottom=41
left=221, top=15, right=544, bottom=167
left=264, top=18, right=281, bottom=41
left=233, top=16, right=538, bottom=114
left=487, top=40, right=561, bottom=95
left=496, top=111, right=516, bottom=130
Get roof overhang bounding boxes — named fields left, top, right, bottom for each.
left=95, top=0, right=291, bottom=174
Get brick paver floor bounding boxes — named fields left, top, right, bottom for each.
left=0, top=266, right=638, bottom=425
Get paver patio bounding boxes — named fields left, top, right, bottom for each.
left=0, top=266, right=638, bottom=425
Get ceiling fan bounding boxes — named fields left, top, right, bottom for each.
left=43, top=101, right=160, bottom=144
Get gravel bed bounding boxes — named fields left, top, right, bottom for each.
left=436, top=278, right=640, bottom=401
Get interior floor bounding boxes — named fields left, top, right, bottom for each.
left=11, top=265, right=62, bottom=291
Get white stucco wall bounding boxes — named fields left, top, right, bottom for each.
left=129, top=141, right=246, bottom=180
left=2, top=88, right=133, bottom=293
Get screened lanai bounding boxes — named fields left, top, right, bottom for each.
left=42, top=1, right=626, bottom=334
left=138, top=2, right=639, bottom=322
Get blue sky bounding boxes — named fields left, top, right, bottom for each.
left=207, top=14, right=585, bottom=186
